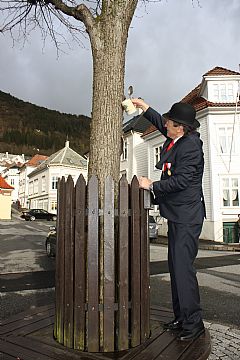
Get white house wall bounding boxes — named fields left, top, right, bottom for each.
left=132, top=133, right=148, bottom=179
left=208, top=110, right=240, bottom=241
left=28, top=166, right=87, bottom=213
left=197, top=113, right=216, bottom=240
left=19, top=166, right=36, bottom=209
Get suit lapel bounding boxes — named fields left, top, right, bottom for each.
left=156, top=138, right=182, bottom=170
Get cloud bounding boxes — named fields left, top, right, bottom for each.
left=1, top=0, right=240, bottom=116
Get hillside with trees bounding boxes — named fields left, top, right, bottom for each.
left=0, top=90, right=90, bottom=156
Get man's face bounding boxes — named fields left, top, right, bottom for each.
left=165, top=119, right=183, bottom=139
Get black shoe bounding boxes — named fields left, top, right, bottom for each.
left=163, top=319, right=183, bottom=330
left=178, top=323, right=205, bottom=341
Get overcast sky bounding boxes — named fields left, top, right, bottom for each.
left=0, top=0, right=240, bottom=118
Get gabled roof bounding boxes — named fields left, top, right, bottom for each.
left=203, top=66, right=240, bottom=77
left=26, top=154, right=48, bottom=167
left=0, top=175, right=14, bottom=190
left=143, top=66, right=240, bottom=136
left=28, top=141, right=87, bottom=177
left=142, top=124, right=158, bottom=137
left=123, top=113, right=151, bottom=134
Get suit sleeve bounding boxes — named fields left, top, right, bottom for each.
left=144, top=107, right=168, bottom=137
left=153, top=141, right=201, bottom=194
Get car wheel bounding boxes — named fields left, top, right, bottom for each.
left=30, top=216, right=35, bottom=221
left=52, top=216, right=57, bottom=221
left=46, top=240, right=54, bottom=257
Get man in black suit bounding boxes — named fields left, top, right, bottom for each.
left=132, top=99, right=206, bottom=341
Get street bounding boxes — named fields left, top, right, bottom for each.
left=0, top=217, right=240, bottom=329
left=1, top=217, right=240, bottom=359
left=0, top=217, right=55, bottom=320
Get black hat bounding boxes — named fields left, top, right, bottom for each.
left=163, top=102, right=200, bottom=129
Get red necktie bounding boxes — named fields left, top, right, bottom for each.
left=166, top=140, right=174, bottom=152
left=163, top=140, right=174, bottom=173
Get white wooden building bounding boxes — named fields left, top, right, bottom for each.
left=27, top=141, right=88, bottom=213
left=120, top=111, right=150, bottom=182
left=122, top=66, right=240, bottom=242
left=0, top=164, right=22, bottom=203
left=19, top=154, right=48, bottom=209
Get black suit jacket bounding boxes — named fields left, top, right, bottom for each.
left=144, top=107, right=206, bottom=224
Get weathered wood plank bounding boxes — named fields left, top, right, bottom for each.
left=74, top=174, right=87, bottom=350
left=63, top=176, right=75, bottom=348
left=103, top=176, right=115, bottom=352
left=55, top=177, right=66, bottom=343
left=0, top=304, right=54, bottom=327
left=130, top=176, right=141, bottom=347
left=0, top=305, right=211, bottom=360
left=0, top=338, right=53, bottom=360
left=10, top=315, right=55, bottom=336
left=0, top=308, right=55, bottom=335
left=87, top=175, right=99, bottom=352
left=129, top=330, right=176, bottom=360
left=5, top=335, right=100, bottom=360
left=140, top=189, right=150, bottom=343
left=118, top=175, right=129, bottom=351
left=177, top=331, right=211, bottom=360
left=153, top=336, right=194, bottom=360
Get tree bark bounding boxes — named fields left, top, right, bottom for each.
left=87, top=1, right=138, bottom=199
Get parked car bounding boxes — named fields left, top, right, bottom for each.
left=45, top=226, right=56, bottom=257
left=45, top=216, right=158, bottom=258
left=21, top=209, right=57, bottom=221
left=149, top=215, right=158, bottom=240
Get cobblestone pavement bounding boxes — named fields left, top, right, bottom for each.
left=205, top=322, right=240, bottom=359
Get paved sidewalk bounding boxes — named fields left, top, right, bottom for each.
left=150, top=243, right=240, bottom=359
left=205, top=322, right=240, bottom=360
left=152, top=235, right=240, bottom=252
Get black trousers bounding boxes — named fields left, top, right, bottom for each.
left=167, top=220, right=203, bottom=330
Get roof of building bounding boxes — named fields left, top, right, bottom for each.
left=123, top=113, right=151, bottom=134
left=142, top=66, right=240, bottom=137
left=28, top=141, right=87, bottom=177
left=0, top=175, right=14, bottom=190
left=25, top=154, right=48, bottom=167
left=203, top=66, right=240, bottom=76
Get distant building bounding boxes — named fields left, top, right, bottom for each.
left=0, top=175, right=14, bottom=219
left=27, top=141, right=88, bottom=213
left=0, top=163, right=23, bottom=202
left=18, top=154, right=48, bottom=209
left=0, top=152, right=26, bottom=166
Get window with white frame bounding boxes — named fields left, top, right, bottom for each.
left=29, top=181, right=33, bottom=195
left=34, top=179, right=38, bottom=194
left=121, top=139, right=128, bottom=161
left=213, top=83, right=235, bottom=102
left=52, top=176, right=58, bottom=190
left=42, top=176, right=46, bottom=193
left=51, top=201, right=57, bottom=211
left=222, top=177, right=239, bottom=207
left=218, top=126, right=236, bottom=154
left=154, top=145, right=163, bottom=166
left=10, top=178, right=14, bottom=186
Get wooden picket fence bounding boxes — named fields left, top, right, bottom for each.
left=54, top=174, right=150, bottom=353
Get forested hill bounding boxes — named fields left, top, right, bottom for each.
left=0, top=90, right=91, bottom=157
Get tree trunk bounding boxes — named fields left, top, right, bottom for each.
left=88, top=2, right=138, bottom=200
left=86, top=3, right=138, bottom=349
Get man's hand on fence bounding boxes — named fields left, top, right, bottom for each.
left=138, top=176, right=153, bottom=191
